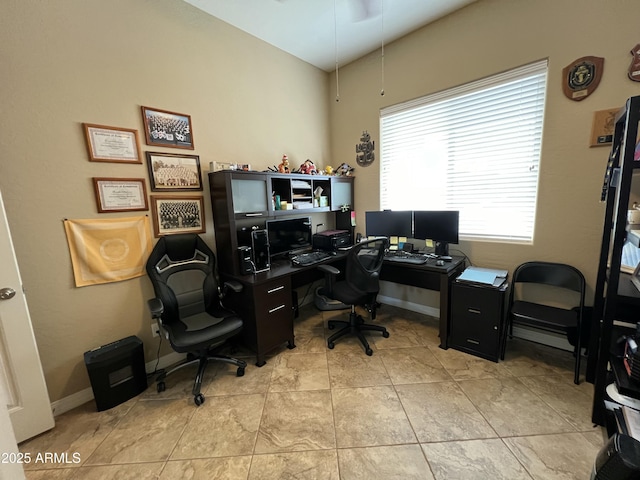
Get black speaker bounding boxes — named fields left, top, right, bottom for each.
left=251, top=229, right=270, bottom=273
left=591, top=433, right=640, bottom=479
left=84, top=336, right=147, bottom=411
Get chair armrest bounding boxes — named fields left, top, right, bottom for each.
left=147, top=298, right=164, bottom=318
left=220, top=280, right=243, bottom=299
left=318, top=264, right=340, bottom=276
left=224, top=280, right=243, bottom=293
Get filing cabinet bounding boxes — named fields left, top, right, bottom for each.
left=449, top=281, right=509, bottom=362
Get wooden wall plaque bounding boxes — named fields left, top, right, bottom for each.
left=629, top=44, right=640, bottom=82
left=562, top=56, right=604, bottom=101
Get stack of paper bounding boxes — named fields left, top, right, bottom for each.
left=457, top=266, right=508, bottom=288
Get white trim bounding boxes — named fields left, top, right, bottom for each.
left=50, top=350, right=185, bottom=417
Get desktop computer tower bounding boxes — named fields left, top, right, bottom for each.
left=84, top=336, right=147, bottom=411
left=251, top=229, right=270, bottom=273
left=335, top=209, right=355, bottom=245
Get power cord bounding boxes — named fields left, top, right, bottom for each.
left=148, top=325, right=165, bottom=379
left=298, top=279, right=320, bottom=307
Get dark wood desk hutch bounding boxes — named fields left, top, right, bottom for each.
left=589, top=96, right=640, bottom=431
left=209, top=170, right=354, bottom=366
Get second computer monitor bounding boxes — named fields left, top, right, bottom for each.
left=365, top=210, right=413, bottom=238
left=413, top=210, right=459, bottom=256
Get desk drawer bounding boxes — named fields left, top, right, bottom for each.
left=253, top=278, right=293, bottom=351
left=254, top=279, right=292, bottom=313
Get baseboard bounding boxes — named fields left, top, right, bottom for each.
left=511, top=325, right=574, bottom=352
left=376, top=294, right=440, bottom=319
left=372, top=295, right=574, bottom=353
left=50, top=351, right=185, bottom=417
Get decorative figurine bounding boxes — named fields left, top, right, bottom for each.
left=356, top=130, right=375, bottom=167
left=325, top=165, right=334, bottom=175
left=335, top=163, right=354, bottom=176
left=298, top=159, right=317, bottom=175
left=278, top=154, right=290, bottom=173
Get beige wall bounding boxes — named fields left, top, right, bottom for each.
left=2, top=0, right=639, bottom=404
left=0, top=0, right=329, bottom=402
left=330, top=0, right=640, bottom=307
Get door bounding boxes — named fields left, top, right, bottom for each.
left=0, top=190, right=54, bottom=442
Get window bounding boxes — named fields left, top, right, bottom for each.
left=380, top=59, right=548, bottom=243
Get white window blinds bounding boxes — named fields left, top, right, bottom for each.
left=380, top=59, right=548, bottom=243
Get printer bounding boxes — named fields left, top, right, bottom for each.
left=312, top=229, right=351, bottom=251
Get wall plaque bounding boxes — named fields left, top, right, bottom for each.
left=562, top=56, right=604, bottom=101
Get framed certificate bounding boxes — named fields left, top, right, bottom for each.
left=92, top=178, right=148, bottom=213
left=83, top=123, right=142, bottom=163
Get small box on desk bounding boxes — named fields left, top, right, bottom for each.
left=84, top=336, right=147, bottom=411
left=312, top=230, right=350, bottom=251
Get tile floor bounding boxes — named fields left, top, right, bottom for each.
left=20, top=304, right=604, bottom=479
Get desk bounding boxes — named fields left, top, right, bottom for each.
left=380, top=257, right=466, bottom=349
left=222, top=253, right=465, bottom=366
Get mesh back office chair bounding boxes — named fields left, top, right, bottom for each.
left=145, top=234, right=247, bottom=406
left=316, top=237, right=389, bottom=355
left=501, top=261, right=586, bottom=384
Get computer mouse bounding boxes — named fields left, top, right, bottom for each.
left=436, top=260, right=445, bottom=266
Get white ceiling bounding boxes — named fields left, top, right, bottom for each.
left=183, top=0, right=477, bottom=72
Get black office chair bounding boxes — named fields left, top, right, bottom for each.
left=501, top=261, right=586, bottom=384
left=316, top=237, right=389, bottom=355
left=145, top=233, right=247, bottom=406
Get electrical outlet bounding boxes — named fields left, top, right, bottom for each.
left=151, top=324, right=159, bottom=338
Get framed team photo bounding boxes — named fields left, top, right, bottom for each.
left=146, top=152, right=202, bottom=191
left=150, top=195, right=205, bottom=237
left=141, top=106, right=194, bottom=150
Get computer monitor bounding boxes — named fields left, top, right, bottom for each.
left=413, top=210, right=459, bottom=256
left=266, top=216, right=312, bottom=257
left=365, top=210, right=413, bottom=238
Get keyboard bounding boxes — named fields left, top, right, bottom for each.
left=383, top=251, right=429, bottom=265
left=291, top=250, right=334, bottom=267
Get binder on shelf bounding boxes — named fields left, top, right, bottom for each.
left=456, top=266, right=508, bottom=288
left=623, top=405, right=640, bottom=441
left=615, top=407, right=630, bottom=436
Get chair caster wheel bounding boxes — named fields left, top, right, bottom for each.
left=157, top=381, right=166, bottom=393
left=382, top=331, right=390, bottom=338
left=328, top=342, right=335, bottom=349
left=194, top=393, right=205, bottom=406
left=237, top=366, right=245, bottom=377
left=365, top=348, right=373, bottom=356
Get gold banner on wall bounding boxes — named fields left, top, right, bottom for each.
left=63, top=216, right=152, bottom=287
